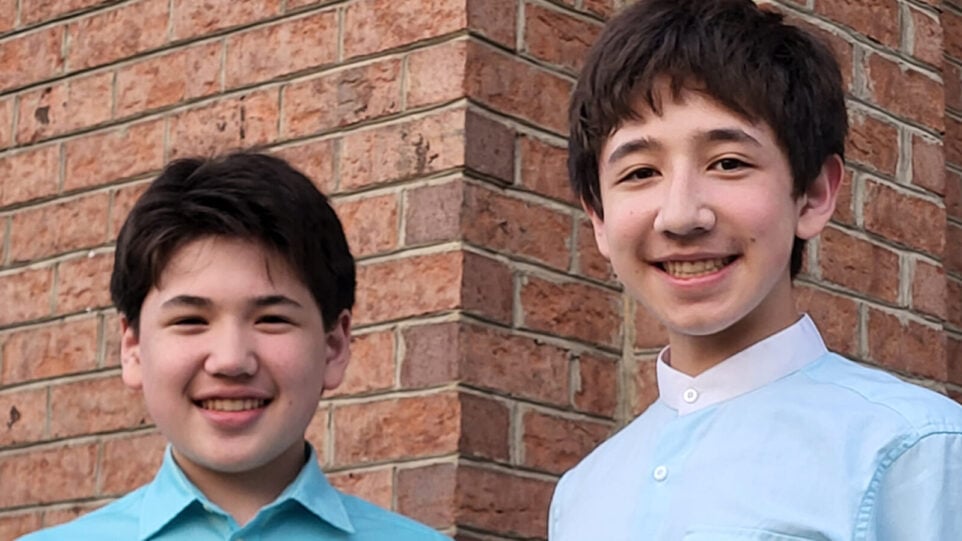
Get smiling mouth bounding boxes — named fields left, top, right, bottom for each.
left=658, top=256, right=737, bottom=278
left=196, top=399, right=270, bottom=412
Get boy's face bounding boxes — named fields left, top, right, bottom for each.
left=588, top=89, right=838, bottom=356
left=120, top=236, right=350, bottom=479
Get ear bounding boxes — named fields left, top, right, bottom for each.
left=119, top=316, right=144, bottom=391
left=795, top=154, right=843, bottom=240
left=583, top=199, right=611, bottom=260
left=321, top=310, right=352, bottom=392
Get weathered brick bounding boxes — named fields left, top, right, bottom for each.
left=947, top=169, right=962, bottom=223
left=863, top=179, right=944, bottom=257
left=786, top=17, right=855, bottom=91
left=0, top=267, right=53, bottom=325
left=867, top=309, right=946, bottom=379
left=1, top=316, right=99, bottom=384
left=0, top=96, right=13, bottom=149
left=16, top=71, right=113, bottom=144
left=846, top=111, right=898, bottom=178
left=948, top=335, right=962, bottom=386
left=327, top=330, right=395, bottom=397
left=833, top=168, right=856, bottom=227
left=459, top=393, right=509, bottom=462
left=116, top=42, right=222, bottom=117
left=272, top=139, right=337, bottom=194
left=947, top=223, right=962, bottom=275
left=456, top=466, right=553, bottom=539
left=818, top=227, right=900, bottom=304
left=404, top=40, right=466, bottom=110
left=0, top=387, right=47, bottom=446
left=523, top=2, right=601, bottom=74
left=633, top=301, right=669, bottom=350
left=354, top=251, right=461, bottom=325
left=519, top=135, right=576, bottom=206
left=0, top=443, right=98, bottom=507
left=464, top=111, right=515, bottom=183
left=814, top=0, right=899, bottom=48
left=467, top=0, right=515, bottom=50
left=0, top=511, right=41, bottom=541
left=332, top=392, right=459, bottom=466
left=54, top=251, right=113, bottom=315
left=582, top=0, right=618, bottom=18
left=911, top=259, right=947, bottom=320
left=948, top=116, right=962, bottom=167
left=343, top=0, right=464, bottom=59
left=0, top=25, right=64, bottom=92
left=907, top=5, right=942, bottom=66
left=168, top=89, right=280, bottom=160
left=946, top=62, right=961, bottom=113
left=0, top=0, right=14, bottom=32
left=334, top=193, right=399, bottom=257
left=523, top=409, right=610, bottom=475
left=945, top=8, right=962, bottom=59
left=794, top=286, right=859, bottom=357
left=66, top=0, right=169, bottom=70
left=404, top=179, right=464, bottom=246
left=49, top=376, right=150, bottom=438
left=41, top=503, right=101, bottom=529
left=64, top=120, right=165, bottom=192
left=400, top=322, right=459, bottom=389
left=9, top=192, right=110, bottom=263
left=629, top=356, right=659, bottom=417
left=397, top=462, right=456, bottom=529
left=864, top=54, right=943, bottom=131
left=328, top=467, right=393, bottom=509
left=20, top=0, right=114, bottom=25
left=0, top=143, right=60, bottom=206
left=911, top=133, right=944, bottom=196
left=101, top=311, right=123, bottom=367
left=171, top=0, right=281, bottom=39
left=577, top=218, right=613, bottom=282
left=304, top=404, right=329, bottom=465
left=225, top=12, right=338, bottom=88
left=109, top=181, right=150, bottom=237
left=99, top=432, right=165, bottom=495
left=573, top=352, right=618, bottom=418
left=521, top=275, right=622, bottom=348
left=462, top=251, right=514, bottom=325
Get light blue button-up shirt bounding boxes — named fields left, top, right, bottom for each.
left=549, top=315, right=962, bottom=540
left=21, top=444, right=450, bottom=540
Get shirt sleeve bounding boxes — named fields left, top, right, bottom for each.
left=869, top=431, right=962, bottom=541
left=548, top=473, right=568, bottom=540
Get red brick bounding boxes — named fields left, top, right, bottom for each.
left=464, top=111, right=515, bottom=183
left=907, top=5, right=942, bottom=66
left=171, top=0, right=282, bottom=40
left=950, top=279, right=962, bottom=331
left=949, top=337, right=961, bottom=388
left=328, top=330, right=395, bottom=397
left=66, top=0, right=168, bottom=70
left=400, top=322, right=459, bottom=389
left=794, top=286, right=859, bottom=357
left=911, top=259, right=947, bottom=319
left=0, top=512, right=41, bottom=541
left=0, top=0, right=13, bottom=32
left=332, top=392, right=459, bottom=466
left=519, top=135, right=576, bottom=206
left=947, top=223, right=962, bottom=275
left=0, top=25, right=64, bottom=92
left=522, top=409, right=610, bottom=475
left=582, top=0, right=618, bottom=18
left=0, top=267, right=53, bottom=325
left=328, top=467, right=393, bottom=509
left=867, top=309, right=946, bottom=379
left=1, top=316, right=99, bottom=384
left=949, top=116, right=962, bottom=167
left=629, top=356, right=659, bottom=416
left=633, top=301, right=668, bottom=349
left=54, top=251, right=113, bottom=315
left=0, top=96, right=13, bottom=149
left=945, top=9, right=962, bottom=59
left=459, top=393, right=509, bottom=462
left=463, top=184, right=571, bottom=270
left=9, top=192, right=110, bottom=263
left=863, top=179, right=944, bottom=256
left=343, top=0, right=464, bottom=59
left=20, top=0, right=114, bottom=25
left=354, top=251, right=461, bottom=325
left=786, top=17, right=855, bottom=92
left=64, top=120, right=164, bottom=192
left=225, top=12, right=338, bottom=88
left=101, top=311, right=122, bottom=368
left=461, top=324, right=570, bottom=406
left=466, top=42, right=572, bottom=134
left=109, top=181, right=150, bottom=237
left=338, top=109, right=465, bottom=191
left=100, top=432, right=165, bottom=495
left=814, top=0, right=899, bottom=48
left=41, top=503, right=101, bottom=528
left=864, top=54, right=944, bottom=131
left=818, top=227, right=900, bottom=304
left=911, top=133, right=945, bottom=195
left=49, top=376, right=150, bottom=438
left=573, top=353, right=618, bottom=418
left=946, top=62, right=961, bottom=113
left=168, top=89, right=280, bottom=160
left=521, top=275, right=621, bottom=348
left=833, top=168, right=857, bottom=227
left=0, top=387, right=47, bottom=446
left=461, top=251, right=514, bottom=325
left=116, top=42, right=222, bottom=117
left=405, top=40, right=467, bottom=110
left=333, top=193, right=399, bottom=258
left=397, top=462, right=456, bottom=529
left=16, top=71, right=114, bottom=144
left=0, top=143, right=60, bottom=206
left=404, top=179, right=464, bottom=246
left=467, top=0, right=515, bottom=50
left=304, top=404, right=329, bottom=465
left=846, top=111, right=898, bottom=178
left=456, top=466, right=553, bottom=539
left=943, top=169, right=960, bottom=222
left=577, top=218, right=613, bottom=282
left=0, top=443, right=98, bottom=506
left=273, top=139, right=336, bottom=194
left=524, top=3, right=601, bottom=73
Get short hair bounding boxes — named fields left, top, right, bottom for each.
left=569, top=0, right=848, bottom=277
left=111, top=151, right=355, bottom=331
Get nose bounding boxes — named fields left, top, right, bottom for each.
left=652, top=170, right=715, bottom=237
left=204, top=323, right=258, bottom=378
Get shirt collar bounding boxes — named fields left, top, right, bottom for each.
left=656, top=314, right=827, bottom=415
left=139, top=443, right=354, bottom=539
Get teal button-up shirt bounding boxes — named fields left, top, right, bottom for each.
left=21, top=445, right=450, bottom=540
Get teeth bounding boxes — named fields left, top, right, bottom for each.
left=200, top=399, right=267, bottom=412
left=664, top=258, right=730, bottom=278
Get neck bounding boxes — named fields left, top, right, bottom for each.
left=173, top=441, right=307, bottom=526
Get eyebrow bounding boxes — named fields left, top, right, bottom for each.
left=160, top=295, right=303, bottom=309
left=605, top=128, right=762, bottom=166
left=606, top=137, right=661, bottom=166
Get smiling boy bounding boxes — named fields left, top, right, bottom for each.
left=549, top=1, right=962, bottom=539
left=21, top=152, right=449, bottom=540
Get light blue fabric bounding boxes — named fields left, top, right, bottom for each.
left=21, top=445, right=450, bottom=541
left=549, top=316, right=962, bottom=540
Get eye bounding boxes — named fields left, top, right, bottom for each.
left=711, top=157, right=751, bottom=171
left=619, top=167, right=658, bottom=183
left=172, top=316, right=207, bottom=326
left=256, top=315, right=294, bottom=326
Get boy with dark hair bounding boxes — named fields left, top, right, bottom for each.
left=22, top=152, right=449, bottom=540
left=550, top=1, right=962, bottom=539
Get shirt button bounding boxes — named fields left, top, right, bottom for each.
left=652, top=465, right=668, bottom=481
left=683, top=388, right=699, bottom=403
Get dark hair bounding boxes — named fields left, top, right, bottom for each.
left=569, top=0, right=848, bottom=277
left=111, top=151, right=355, bottom=331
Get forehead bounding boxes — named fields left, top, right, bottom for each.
left=155, top=236, right=301, bottom=293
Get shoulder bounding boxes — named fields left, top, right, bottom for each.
left=340, top=493, right=451, bottom=540
left=17, top=489, right=146, bottom=541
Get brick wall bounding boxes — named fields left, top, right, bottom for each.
left=0, top=1, right=958, bottom=540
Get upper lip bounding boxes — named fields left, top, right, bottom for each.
left=648, top=252, right=737, bottom=264
left=192, top=388, right=274, bottom=401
